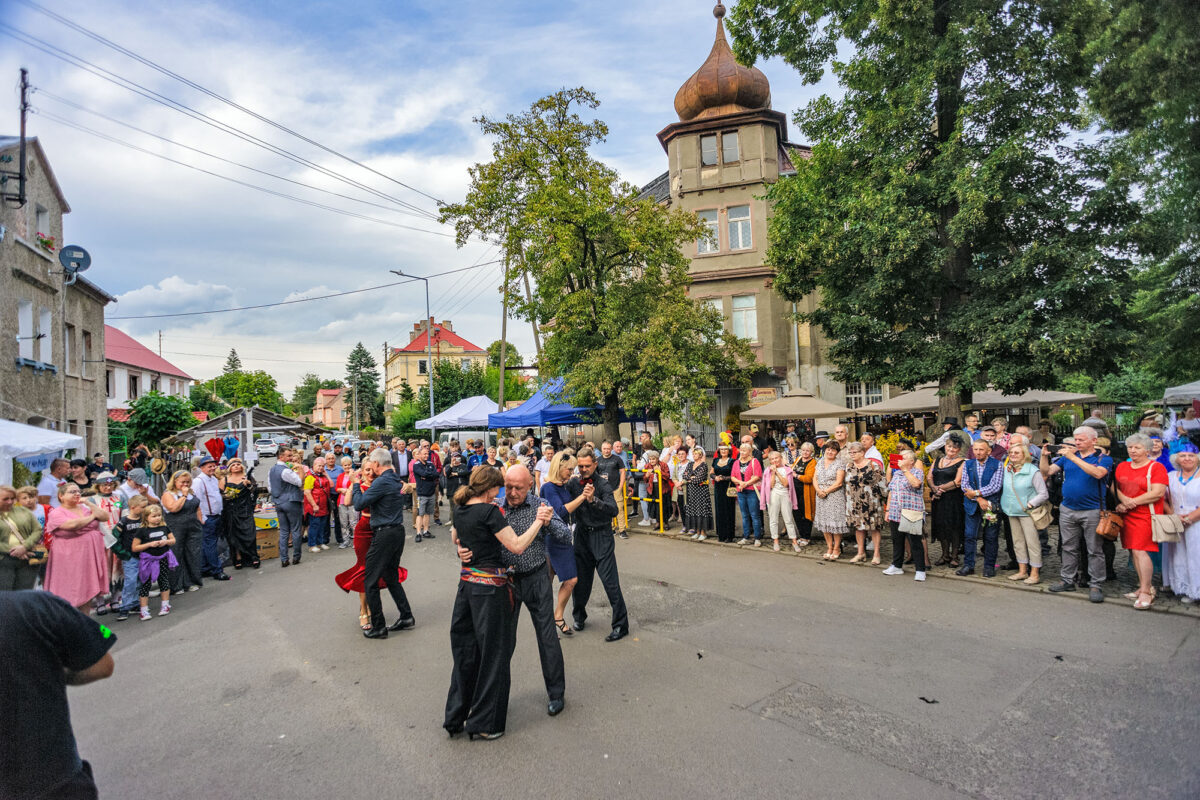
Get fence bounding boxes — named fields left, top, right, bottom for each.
left=623, top=467, right=667, bottom=533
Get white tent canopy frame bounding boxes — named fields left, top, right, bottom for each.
left=0, top=419, right=84, bottom=486
left=1162, top=380, right=1200, bottom=406
left=417, top=395, right=498, bottom=430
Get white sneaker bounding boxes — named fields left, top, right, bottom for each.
left=882, top=565, right=904, bottom=576
left=310, top=546, right=321, bottom=553
left=320, top=544, right=330, bottom=551
left=696, top=534, right=707, bottom=541
left=690, top=532, right=700, bottom=540
left=158, top=602, right=171, bottom=616
left=139, top=608, right=151, bottom=621
left=915, top=572, right=927, bottom=582
left=637, top=520, right=653, bottom=527
left=187, top=585, right=201, bottom=592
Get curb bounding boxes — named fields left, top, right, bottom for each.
left=622, top=526, right=1200, bottom=618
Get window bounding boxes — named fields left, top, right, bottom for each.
left=38, top=308, right=52, bottom=363
left=151, top=376, right=160, bottom=393
left=697, top=209, right=719, bottom=254
left=82, top=330, right=93, bottom=378
left=700, top=134, right=718, bottom=166
left=461, top=358, right=471, bottom=370
left=732, top=294, right=758, bottom=341
left=64, top=324, right=76, bottom=374
left=722, top=131, right=740, bottom=163
left=727, top=205, right=752, bottom=250
left=418, top=359, right=428, bottom=375
left=705, top=298, right=723, bottom=315
left=843, top=382, right=883, bottom=410
left=129, top=374, right=140, bottom=400
left=17, top=300, right=34, bottom=360
left=105, top=369, right=114, bottom=398
left=35, top=204, right=49, bottom=239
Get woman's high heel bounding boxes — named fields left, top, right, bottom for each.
left=555, top=618, right=573, bottom=637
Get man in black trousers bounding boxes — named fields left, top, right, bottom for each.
left=569, top=447, right=628, bottom=641
left=454, top=466, right=571, bottom=716
left=352, top=448, right=416, bottom=640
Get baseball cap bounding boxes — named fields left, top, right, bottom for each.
left=127, top=468, right=149, bottom=485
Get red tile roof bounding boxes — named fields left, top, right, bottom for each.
left=394, top=324, right=485, bottom=354
left=316, top=388, right=342, bottom=396
left=104, top=326, right=193, bottom=379
left=192, top=411, right=208, bottom=422
left=108, top=408, right=207, bottom=423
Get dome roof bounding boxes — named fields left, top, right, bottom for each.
left=674, top=3, right=772, bottom=122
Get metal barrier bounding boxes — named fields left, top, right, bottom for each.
left=624, top=466, right=666, bottom=533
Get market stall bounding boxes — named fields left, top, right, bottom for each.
left=0, top=419, right=84, bottom=486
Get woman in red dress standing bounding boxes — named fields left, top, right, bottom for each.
left=334, top=461, right=407, bottom=629
left=1114, top=433, right=1169, bottom=610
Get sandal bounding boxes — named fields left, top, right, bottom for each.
left=359, top=613, right=371, bottom=631
left=555, top=618, right=573, bottom=636
left=870, top=558, right=881, bottom=566
left=792, top=541, right=802, bottom=553
left=773, top=540, right=781, bottom=552
left=1133, top=591, right=1154, bottom=610
left=1125, top=587, right=1157, bottom=601
left=849, top=554, right=866, bottom=564
left=830, top=550, right=841, bottom=561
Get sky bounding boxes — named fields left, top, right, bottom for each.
left=1, top=0, right=839, bottom=395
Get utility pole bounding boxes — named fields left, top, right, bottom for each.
left=2, top=69, right=30, bottom=207
left=498, top=257, right=509, bottom=411
left=158, top=330, right=163, bottom=356
left=382, top=340, right=389, bottom=413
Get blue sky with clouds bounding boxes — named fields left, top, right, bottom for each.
left=1, top=0, right=839, bottom=393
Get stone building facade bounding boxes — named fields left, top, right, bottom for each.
left=0, top=136, right=113, bottom=457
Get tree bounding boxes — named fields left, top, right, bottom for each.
left=728, top=1, right=1132, bottom=422
left=189, top=382, right=229, bottom=416
left=291, top=372, right=344, bottom=415
left=418, top=359, right=489, bottom=414
left=345, top=342, right=380, bottom=427
left=396, top=378, right=416, bottom=406
left=441, top=88, right=753, bottom=441
left=1087, top=0, right=1199, bottom=385
left=487, top=340, right=521, bottom=368
left=223, top=349, right=242, bottom=374
left=484, top=365, right=531, bottom=407
left=389, top=402, right=430, bottom=440
left=233, top=370, right=284, bottom=412
left=1061, top=366, right=1166, bottom=407
left=128, top=390, right=196, bottom=445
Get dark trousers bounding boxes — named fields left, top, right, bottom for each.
left=275, top=502, right=303, bottom=562
left=890, top=521, right=925, bottom=570
left=572, top=526, right=629, bottom=632
left=171, top=521, right=204, bottom=592
left=363, top=524, right=411, bottom=629
left=510, top=566, right=565, bottom=702
left=445, top=580, right=513, bottom=735
left=48, top=760, right=98, bottom=800
left=963, top=511, right=998, bottom=571
left=0, top=553, right=39, bottom=591
left=996, top=510, right=1017, bottom=567
left=329, top=495, right=344, bottom=544
left=201, top=514, right=224, bottom=576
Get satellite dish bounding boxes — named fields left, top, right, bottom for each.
left=59, top=245, right=91, bottom=274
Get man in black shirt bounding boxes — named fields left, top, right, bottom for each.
left=596, top=440, right=628, bottom=539
left=569, top=448, right=628, bottom=641
left=1, top=590, right=116, bottom=800
left=411, top=446, right=440, bottom=543
left=352, top=449, right=416, bottom=639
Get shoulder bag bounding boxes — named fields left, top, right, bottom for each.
left=1029, top=502, right=1052, bottom=531
left=1095, top=465, right=1123, bottom=542
left=1149, top=466, right=1184, bottom=543
left=2, top=514, right=46, bottom=566
left=898, top=508, right=924, bottom=535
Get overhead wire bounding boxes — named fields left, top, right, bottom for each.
left=15, top=0, right=448, bottom=207
left=107, top=260, right=501, bottom=320
left=34, top=110, right=454, bottom=237
left=34, top=89, right=445, bottom=220
left=0, top=23, right=441, bottom=220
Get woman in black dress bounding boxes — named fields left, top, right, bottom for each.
left=711, top=443, right=736, bottom=542
left=791, top=441, right=816, bottom=545
left=682, top=447, right=713, bottom=540
left=927, top=437, right=966, bottom=566
left=220, top=458, right=259, bottom=569
left=445, top=466, right=552, bottom=740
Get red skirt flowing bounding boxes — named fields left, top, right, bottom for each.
left=334, top=513, right=407, bottom=593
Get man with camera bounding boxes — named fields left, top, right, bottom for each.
left=1040, top=427, right=1113, bottom=602
left=569, top=448, right=628, bottom=641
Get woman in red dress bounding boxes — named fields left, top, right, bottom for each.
left=1114, top=433, right=1169, bottom=610
left=334, top=461, right=407, bottom=629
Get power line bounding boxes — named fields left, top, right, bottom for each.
left=0, top=23, right=440, bottom=220
left=16, top=0, right=448, bottom=207
left=159, top=349, right=347, bottom=365
left=34, top=90, right=441, bottom=221
left=35, top=110, right=454, bottom=236
left=107, top=260, right=501, bottom=320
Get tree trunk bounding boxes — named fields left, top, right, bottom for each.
left=938, top=376, right=964, bottom=426
left=603, top=397, right=621, bottom=444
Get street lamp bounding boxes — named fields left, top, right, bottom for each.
left=391, top=269, right=435, bottom=442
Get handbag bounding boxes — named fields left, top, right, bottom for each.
left=1028, top=502, right=1052, bottom=531
left=1095, top=468, right=1122, bottom=541
left=2, top=514, right=45, bottom=566
left=726, top=485, right=738, bottom=498
left=898, top=508, right=924, bottom=535
left=1148, top=467, right=1184, bottom=543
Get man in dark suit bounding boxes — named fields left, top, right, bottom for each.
left=957, top=439, right=1003, bottom=578
left=569, top=448, right=627, bottom=641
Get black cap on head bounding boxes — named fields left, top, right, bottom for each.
left=941, top=417, right=959, bottom=426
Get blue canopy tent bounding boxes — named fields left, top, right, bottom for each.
left=487, top=378, right=645, bottom=429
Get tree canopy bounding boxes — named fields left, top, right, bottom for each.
left=129, top=390, right=196, bottom=445
left=441, top=88, right=752, bottom=439
left=728, top=0, right=1133, bottom=420
left=291, top=372, right=344, bottom=415
left=345, top=342, right=380, bottom=427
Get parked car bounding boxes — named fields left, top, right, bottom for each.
left=255, top=437, right=279, bottom=457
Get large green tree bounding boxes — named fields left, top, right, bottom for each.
left=441, top=88, right=752, bottom=440
left=486, top=340, right=522, bottom=368
left=291, top=372, right=344, bottom=415
left=188, top=382, right=229, bottom=416
left=418, top=359, right=489, bottom=415
left=728, top=0, right=1132, bottom=420
left=345, top=342, right=380, bottom=427
left=129, top=390, right=196, bottom=445
left=1087, top=0, right=1199, bottom=384
left=222, top=348, right=242, bottom=374
left=233, top=370, right=284, bottom=412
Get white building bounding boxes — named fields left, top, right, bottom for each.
left=104, top=325, right=192, bottom=410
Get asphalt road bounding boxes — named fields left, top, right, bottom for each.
left=71, top=518, right=1199, bottom=800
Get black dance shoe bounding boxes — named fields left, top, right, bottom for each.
left=604, top=628, right=628, bottom=642
left=572, top=619, right=586, bottom=632
left=388, top=616, right=416, bottom=632
left=547, top=699, right=565, bottom=716
left=954, top=565, right=974, bottom=576
left=362, top=627, right=389, bottom=640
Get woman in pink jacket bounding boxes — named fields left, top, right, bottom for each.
left=761, top=451, right=802, bottom=551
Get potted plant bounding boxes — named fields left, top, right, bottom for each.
left=35, top=232, right=55, bottom=253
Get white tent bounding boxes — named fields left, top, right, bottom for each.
left=1163, top=380, right=1200, bottom=406
left=417, top=395, right=499, bottom=430
left=0, top=419, right=84, bottom=486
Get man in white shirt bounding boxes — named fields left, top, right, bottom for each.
left=533, top=444, right=555, bottom=489
left=113, top=468, right=158, bottom=509
left=36, top=459, right=70, bottom=507
left=193, top=457, right=229, bottom=581
left=860, top=432, right=885, bottom=469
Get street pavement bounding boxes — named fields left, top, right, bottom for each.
left=72, top=512, right=1199, bottom=799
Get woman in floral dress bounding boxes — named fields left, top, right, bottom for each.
left=813, top=442, right=848, bottom=560
left=843, top=442, right=887, bottom=565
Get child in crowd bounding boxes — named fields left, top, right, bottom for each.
left=132, top=504, right=176, bottom=620
left=112, top=495, right=148, bottom=622
left=15, top=486, right=46, bottom=528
